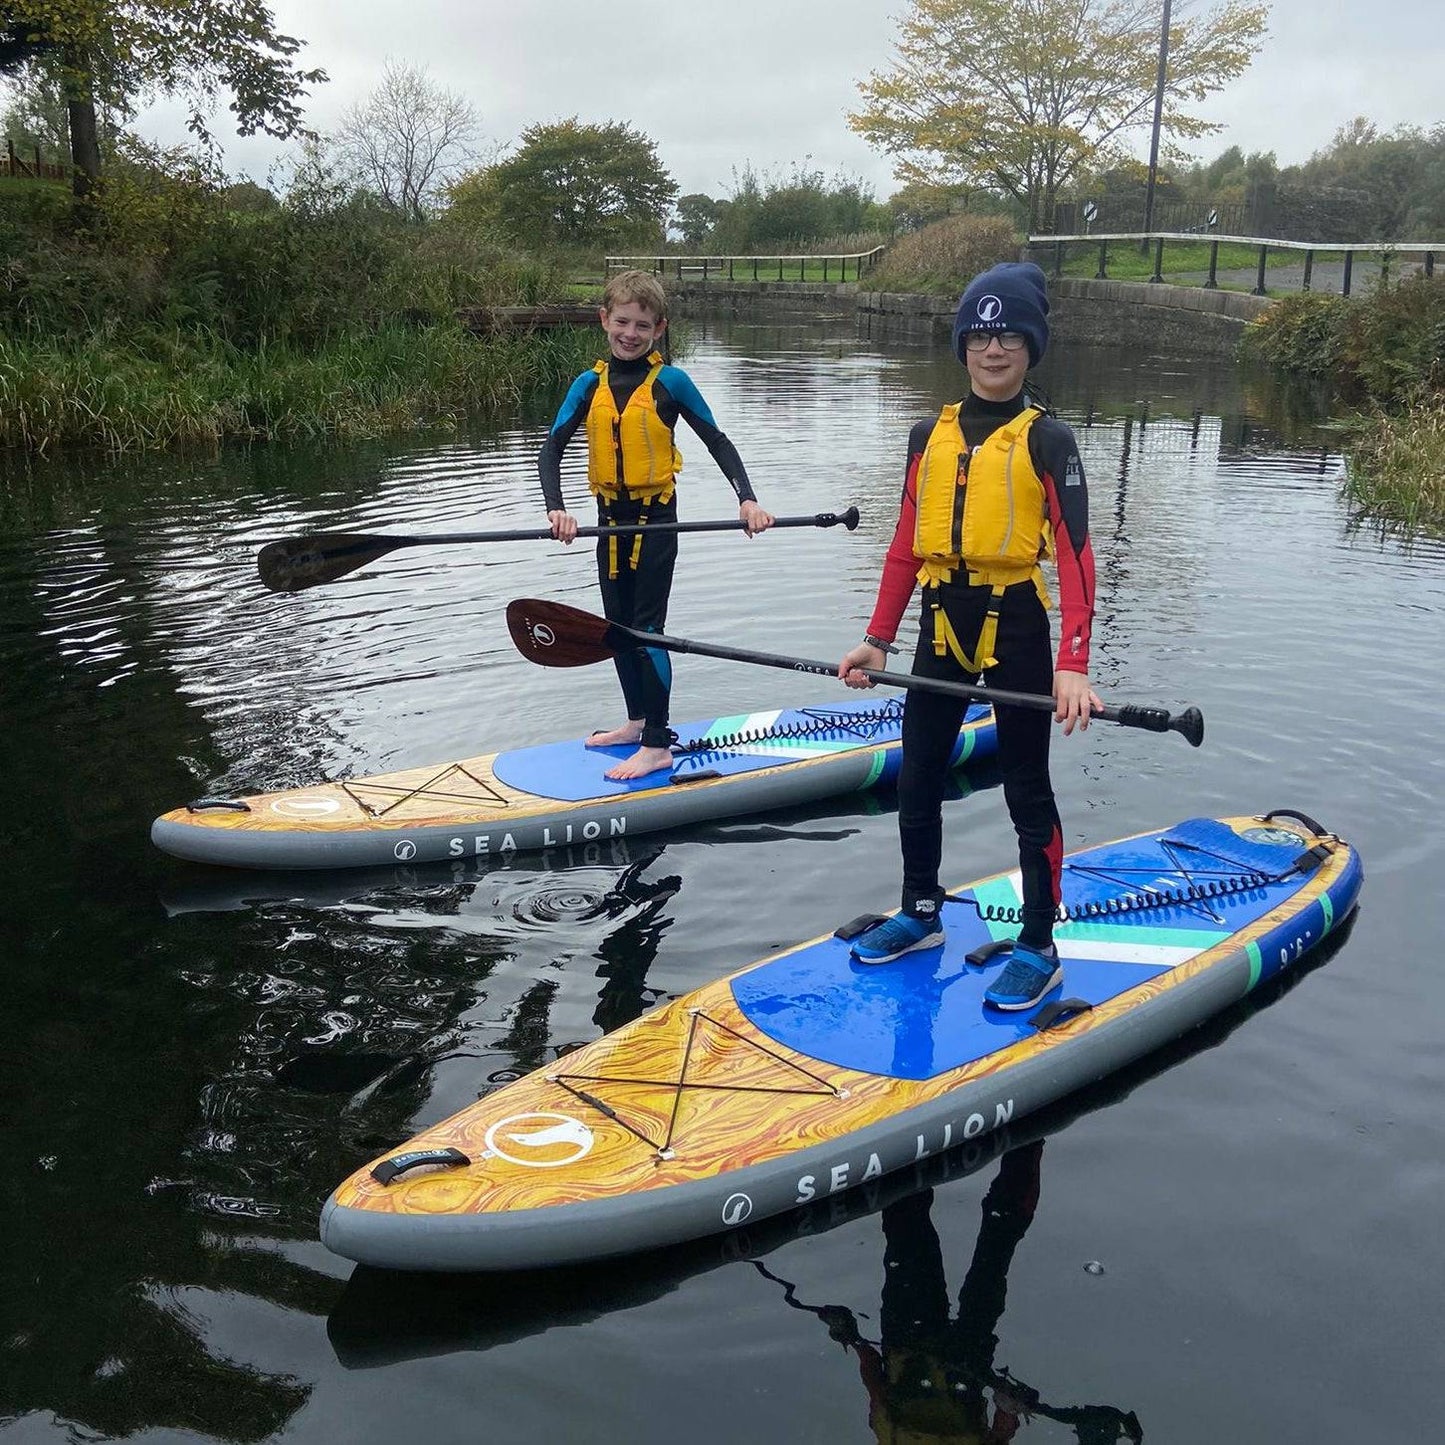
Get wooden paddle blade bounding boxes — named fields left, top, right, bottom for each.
left=506, top=598, right=636, bottom=668
left=257, top=534, right=402, bottom=592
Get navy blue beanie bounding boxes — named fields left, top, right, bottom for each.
left=952, top=262, right=1051, bottom=368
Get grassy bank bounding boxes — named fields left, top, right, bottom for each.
left=0, top=324, right=599, bottom=453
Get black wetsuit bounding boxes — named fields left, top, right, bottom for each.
left=539, top=354, right=755, bottom=747
left=867, top=392, right=1096, bottom=950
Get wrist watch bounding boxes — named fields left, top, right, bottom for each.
left=863, top=633, right=899, bottom=655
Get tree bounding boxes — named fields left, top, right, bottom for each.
left=335, top=61, right=480, bottom=221
left=0, top=2, right=326, bottom=195
left=673, top=192, right=717, bottom=248
left=848, top=0, right=1269, bottom=230
left=0, top=50, right=69, bottom=152
left=477, top=118, right=676, bottom=251
left=1297, top=119, right=1425, bottom=240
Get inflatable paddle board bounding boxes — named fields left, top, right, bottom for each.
left=151, top=697, right=995, bottom=870
left=320, top=809, right=1362, bottom=1271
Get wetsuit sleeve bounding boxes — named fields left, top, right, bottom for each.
left=864, top=420, right=932, bottom=642
left=538, top=369, right=599, bottom=513
left=1031, top=418, right=1096, bottom=673
left=656, top=365, right=757, bottom=503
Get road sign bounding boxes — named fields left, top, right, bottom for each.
left=1083, top=201, right=1099, bottom=224
left=1207, top=208, right=1219, bottom=228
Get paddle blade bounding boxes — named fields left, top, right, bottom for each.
left=257, top=534, right=403, bottom=592
left=507, top=598, right=635, bottom=668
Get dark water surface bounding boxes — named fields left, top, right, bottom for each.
left=3, top=316, right=1442, bottom=1444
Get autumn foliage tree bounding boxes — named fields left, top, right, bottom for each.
left=849, top=0, right=1268, bottom=229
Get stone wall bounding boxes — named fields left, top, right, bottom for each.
left=664, top=280, right=860, bottom=314
left=670, top=277, right=1274, bottom=357
left=1045, top=278, right=1273, bottom=355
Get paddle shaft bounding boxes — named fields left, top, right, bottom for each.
left=610, top=619, right=1196, bottom=741
left=311, top=511, right=853, bottom=551
left=257, top=508, right=859, bottom=593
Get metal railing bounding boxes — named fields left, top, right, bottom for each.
left=606, top=247, right=886, bottom=284
left=1029, top=232, right=1441, bottom=297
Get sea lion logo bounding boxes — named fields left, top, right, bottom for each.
left=484, top=1112, right=595, bottom=1168
left=531, top=623, right=556, bottom=647
left=975, top=294, right=1003, bottom=323
left=270, top=796, right=343, bottom=818
left=393, top=839, right=417, bottom=861
left=721, top=1192, right=753, bottom=1226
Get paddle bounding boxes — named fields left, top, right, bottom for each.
left=505, top=598, right=1205, bottom=748
left=257, top=507, right=861, bottom=593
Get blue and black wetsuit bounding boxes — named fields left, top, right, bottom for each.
left=539, top=354, right=756, bottom=748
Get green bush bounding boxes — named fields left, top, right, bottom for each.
left=1238, top=292, right=1355, bottom=378
left=869, top=215, right=1022, bottom=295
left=1340, top=273, right=1445, bottom=404
left=1241, top=274, right=1445, bottom=404
left=1244, top=275, right=1445, bottom=534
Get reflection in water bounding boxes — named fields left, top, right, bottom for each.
left=756, top=1143, right=1143, bottom=1443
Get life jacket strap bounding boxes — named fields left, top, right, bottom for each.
left=930, top=583, right=1007, bottom=672
left=628, top=499, right=652, bottom=571
left=601, top=506, right=620, bottom=579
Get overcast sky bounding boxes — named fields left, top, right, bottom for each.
left=124, top=1, right=1443, bottom=198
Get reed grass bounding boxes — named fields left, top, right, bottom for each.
left=0, top=324, right=598, bottom=453
left=1343, top=394, right=1445, bottom=536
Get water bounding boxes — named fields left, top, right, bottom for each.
left=2, top=316, right=1442, bottom=1444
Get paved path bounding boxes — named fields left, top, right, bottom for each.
left=1170, top=257, right=1430, bottom=296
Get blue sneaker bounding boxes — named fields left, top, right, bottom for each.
left=983, top=943, right=1063, bottom=1011
left=850, top=911, right=945, bottom=965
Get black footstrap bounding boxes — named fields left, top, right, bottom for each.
left=670, top=769, right=722, bottom=786
left=186, top=797, right=251, bottom=813
left=834, top=913, right=887, bottom=941
left=966, top=938, right=1014, bottom=967
left=1031, top=998, right=1094, bottom=1031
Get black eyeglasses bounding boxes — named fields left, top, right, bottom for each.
left=963, top=331, right=1027, bottom=352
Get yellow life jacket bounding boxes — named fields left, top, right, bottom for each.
left=913, top=404, right=1053, bottom=672
left=585, top=351, right=682, bottom=576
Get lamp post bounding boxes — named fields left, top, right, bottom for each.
left=1141, top=0, right=1173, bottom=238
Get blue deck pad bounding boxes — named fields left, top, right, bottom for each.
left=492, top=698, right=990, bottom=802
left=732, top=818, right=1316, bottom=1080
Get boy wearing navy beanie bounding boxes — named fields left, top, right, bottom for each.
left=838, top=261, right=1100, bottom=1010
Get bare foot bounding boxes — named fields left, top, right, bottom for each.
left=604, top=746, right=674, bottom=781
left=586, top=722, right=644, bottom=748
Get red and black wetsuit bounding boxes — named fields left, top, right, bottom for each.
left=865, top=390, right=1095, bottom=949
left=539, top=354, right=755, bottom=747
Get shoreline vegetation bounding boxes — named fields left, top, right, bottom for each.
left=0, top=148, right=602, bottom=456
left=0, top=324, right=597, bottom=453
left=1239, top=276, right=1445, bottom=534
